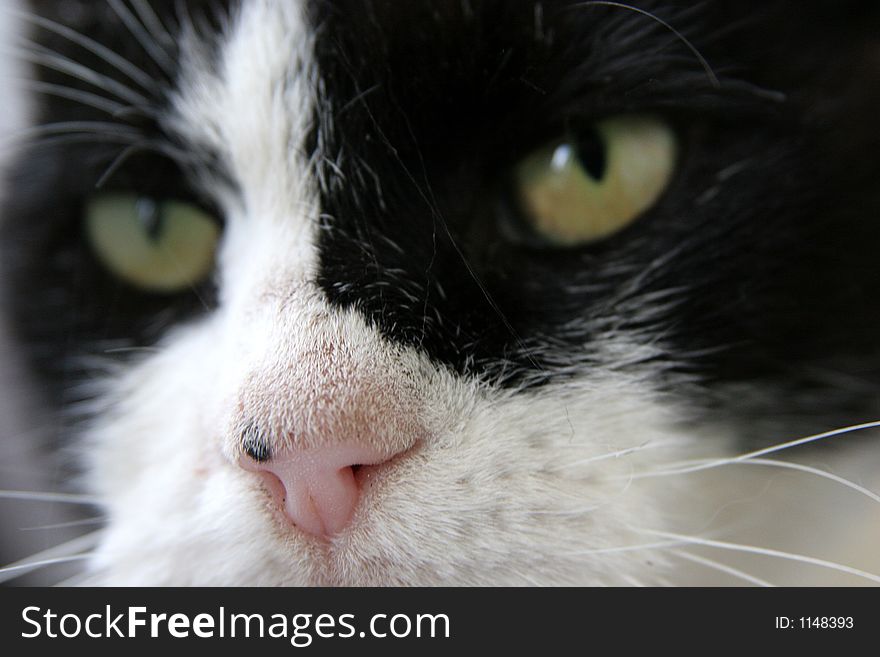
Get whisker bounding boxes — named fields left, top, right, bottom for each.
left=728, top=420, right=880, bottom=459
left=569, top=539, right=689, bottom=555
left=4, top=41, right=151, bottom=106
left=675, top=551, right=774, bottom=587
left=130, top=0, right=177, bottom=48
left=570, top=1, right=720, bottom=88
left=107, top=0, right=176, bottom=78
left=21, top=517, right=105, bottom=532
left=638, top=528, right=880, bottom=584
left=3, top=133, right=145, bottom=154
left=10, top=9, right=157, bottom=91
left=0, top=121, right=143, bottom=152
left=530, top=505, right=601, bottom=517
left=0, top=490, right=101, bottom=505
left=633, top=420, right=880, bottom=478
left=4, top=119, right=142, bottom=140
left=0, top=531, right=101, bottom=584
left=561, top=442, right=657, bottom=468
left=102, top=346, right=162, bottom=355
left=10, top=79, right=130, bottom=115
left=94, top=141, right=159, bottom=188
left=636, top=457, right=880, bottom=506
left=0, top=555, right=94, bottom=582
left=327, top=48, right=543, bottom=371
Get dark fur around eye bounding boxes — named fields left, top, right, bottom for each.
left=0, top=1, right=231, bottom=408
left=3, top=0, right=880, bottom=448
left=307, top=0, right=880, bottom=440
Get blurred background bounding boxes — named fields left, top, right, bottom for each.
left=0, top=1, right=95, bottom=585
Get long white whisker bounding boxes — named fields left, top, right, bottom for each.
left=530, top=505, right=601, bottom=517
left=10, top=79, right=130, bottom=115
left=561, top=442, right=657, bottom=468
left=108, top=0, right=177, bottom=76
left=569, top=539, right=689, bottom=555
left=131, top=0, right=176, bottom=43
left=638, top=528, right=880, bottom=584
left=726, top=420, right=880, bottom=460
left=4, top=133, right=145, bottom=153
left=10, top=9, right=157, bottom=91
left=0, top=121, right=142, bottom=151
left=21, top=517, right=104, bottom=532
left=675, top=551, right=775, bottom=587
left=628, top=456, right=880, bottom=510
left=4, top=41, right=150, bottom=106
left=635, top=420, right=880, bottom=478
left=659, top=458, right=880, bottom=506
left=0, top=555, right=94, bottom=582
left=0, top=490, right=100, bottom=505
left=0, top=531, right=101, bottom=584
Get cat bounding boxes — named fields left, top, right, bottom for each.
left=1, top=0, right=880, bottom=586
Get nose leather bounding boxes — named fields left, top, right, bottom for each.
left=241, top=443, right=395, bottom=537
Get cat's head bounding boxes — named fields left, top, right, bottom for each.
left=2, top=0, right=880, bottom=585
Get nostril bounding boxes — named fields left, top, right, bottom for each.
left=240, top=444, right=402, bottom=538
left=252, top=469, right=288, bottom=509
left=241, top=425, right=272, bottom=463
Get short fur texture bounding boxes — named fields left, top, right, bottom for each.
left=1, top=0, right=880, bottom=586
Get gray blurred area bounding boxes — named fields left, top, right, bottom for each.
left=0, top=314, right=97, bottom=586
left=0, top=0, right=96, bottom=585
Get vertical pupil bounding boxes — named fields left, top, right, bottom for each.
left=576, top=128, right=607, bottom=181
left=135, top=197, right=164, bottom=241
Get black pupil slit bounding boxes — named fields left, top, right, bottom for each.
left=135, top=197, right=165, bottom=242
left=576, top=128, right=607, bottom=181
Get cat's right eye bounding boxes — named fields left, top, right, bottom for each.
left=508, top=114, right=678, bottom=247
left=85, top=194, right=220, bottom=293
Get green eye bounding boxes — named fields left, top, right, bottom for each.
left=85, top=194, right=220, bottom=293
left=512, top=115, right=678, bottom=246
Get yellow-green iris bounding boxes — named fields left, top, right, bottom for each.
left=514, top=115, right=678, bottom=246
left=86, top=194, right=219, bottom=293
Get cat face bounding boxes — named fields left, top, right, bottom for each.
left=2, top=0, right=880, bottom=585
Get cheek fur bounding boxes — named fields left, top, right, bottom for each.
left=87, top=305, right=704, bottom=585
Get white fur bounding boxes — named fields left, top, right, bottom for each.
left=2, top=0, right=879, bottom=587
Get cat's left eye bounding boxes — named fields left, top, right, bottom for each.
left=85, top=194, right=220, bottom=293
left=509, top=115, right=678, bottom=246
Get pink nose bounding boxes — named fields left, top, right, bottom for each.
left=241, top=443, right=396, bottom=537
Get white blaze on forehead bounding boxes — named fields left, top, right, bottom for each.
left=156, top=1, right=431, bottom=462
left=168, top=0, right=319, bottom=296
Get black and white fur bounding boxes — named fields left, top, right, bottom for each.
left=1, top=0, right=880, bottom=585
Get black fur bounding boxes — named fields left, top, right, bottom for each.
left=306, top=0, right=880, bottom=439
left=2, top=0, right=880, bottom=446
left=0, top=1, right=230, bottom=407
